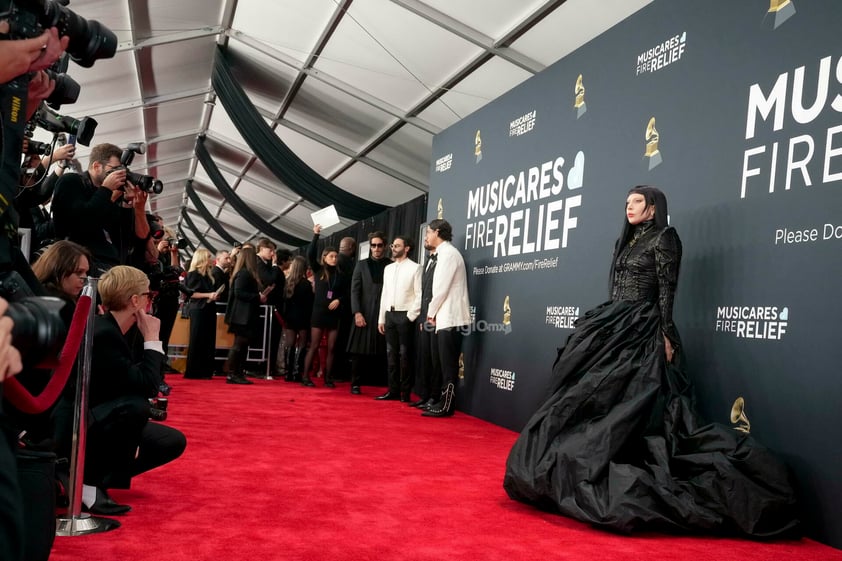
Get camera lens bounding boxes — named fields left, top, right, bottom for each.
left=5, top=297, right=68, bottom=365
left=42, top=1, right=119, bottom=68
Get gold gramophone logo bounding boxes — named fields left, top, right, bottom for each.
left=765, top=0, right=796, bottom=29
left=436, top=198, right=443, bottom=220
left=574, top=74, right=586, bottom=119
left=644, top=116, right=663, bottom=170
left=730, top=397, right=751, bottom=434
left=458, top=352, right=465, bottom=379
left=502, top=295, right=511, bottom=326
left=474, top=130, right=482, bottom=163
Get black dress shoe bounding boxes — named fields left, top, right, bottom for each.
left=84, top=488, right=131, bottom=516
left=226, top=375, right=253, bottom=385
left=374, top=391, right=400, bottom=401
left=324, top=381, right=336, bottom=388
left=400, top=393, right=411, bottom=403
left=408, top=398, right=428, bottom=408
left=350, top=386, right=361, bottom=395
left=302, top=379, right=316, bottom=387
left=422, top=406, right=454, bottom=418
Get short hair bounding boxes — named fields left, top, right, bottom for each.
left=99, top=265, right=149, bottom=312
left=428, top=219, right=453, bottom=242
left=368, top=231, right=387, bottom=244
left=216, top=249, right=230, bottom=259
left=393, top=235, right=414, bottom=253
left=256, top=238, right=276, bottom=251
left=88, top=143, right=122, bottom=167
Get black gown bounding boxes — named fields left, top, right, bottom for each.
left=184, top=271, right=218, bottom=379
left=503, top=222, right=799, bottom=538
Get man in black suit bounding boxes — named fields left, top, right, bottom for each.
left=211, top=249, right=231, bottom=293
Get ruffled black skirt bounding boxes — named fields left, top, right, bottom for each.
left=503, top=300, right=799, bottom=537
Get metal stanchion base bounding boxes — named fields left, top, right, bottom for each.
left=56, top=514, right=121, bottom=536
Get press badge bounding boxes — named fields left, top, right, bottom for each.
left=327, top=290, right=333, bottom=299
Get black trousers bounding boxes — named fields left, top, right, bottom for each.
left=268, top=308, right=283, bottom=376
left=416, top=321, right=441, bottom=400
left=85, top=397, right=186, bottom=489
left=432, top=327, right=464, bottom=393
left=155, top=294, right=181, bottom=359
left=384, top=311, right=416, bottom=394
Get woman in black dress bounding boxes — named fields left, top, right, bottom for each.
left=283, top=256, right=314, bottom=382
left=184, top=248, right=220, bottom=379
left=504, top=186, right=798, bottom=538
left=223, top=246, right=265, bottom=385
left=301, top=224, right=350, bottom=388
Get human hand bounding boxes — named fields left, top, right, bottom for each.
left=27, top=70, right=55, bottom=108
left=378, top=323, right=385, bottom=335
left=664, top=335, right=674, bottom=363
left=135, top=309, right=161, bottom=342
left=53, top=142, right=76, bottom=161
left=0, top=298, right=23, bottom=382
left=28, top=28, right=68, bottom=72
left=328, top=299, right=339, bottom=311
left=354, top=312, right=366, bottom=327
left=313, top=224, right=322, bottom=235
left=102, top=166, right=126, bottom=192
left=0, top=28, right=68, bottom=82
left=259, top=293, right=267, bottom=304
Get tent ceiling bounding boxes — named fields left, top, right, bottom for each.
left=49, top=0, right=651, bottom=250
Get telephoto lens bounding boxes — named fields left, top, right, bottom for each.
left=6, top=296, right=68, bottom=366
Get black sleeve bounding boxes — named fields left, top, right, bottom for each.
left=350, top=262, right=363, bottom=314
left=308, top=234, right=322, bottom=274
left=90, top=317, right=164, bottom=403
left=233, top=271, right=259, bottom=303
left=654, top=227, right=682, bottom=347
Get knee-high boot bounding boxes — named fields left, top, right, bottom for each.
left=225, top=341, right=253, bottom=385
left=284, top=346, right=296, bottom=382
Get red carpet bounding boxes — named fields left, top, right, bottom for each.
left=50, top=376, right=841, bottom=561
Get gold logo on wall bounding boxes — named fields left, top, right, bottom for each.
left=574, top=74, right=587, bottom=119
left=730, top=397, right=751, bottom=434
left=436, top=198, right=443, bottom=220
left=765, top=0, right=796, bottom=29
left=458, top=352, right=465, bottom=379
left=502, top=295, right=511, bottom=325
left=644, top=116, right=663, bottom=170
left=475, top=130, right=483, bottom=163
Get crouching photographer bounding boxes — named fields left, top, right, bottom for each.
left=80, top=265, right=186, bottom=515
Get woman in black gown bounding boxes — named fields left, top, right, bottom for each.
left=184, top=248, right=220, bottom=379
left=504, top=186, right=799, bottom=538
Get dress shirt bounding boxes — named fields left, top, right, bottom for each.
left=378, top=258, right=422, bottom=324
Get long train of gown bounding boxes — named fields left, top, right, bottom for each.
left=503, top=299, right=799, bottom=537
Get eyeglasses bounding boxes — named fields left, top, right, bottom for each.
left=370, top=243, right=385, bottom=248
left=138, top=291, right=156, bottom=298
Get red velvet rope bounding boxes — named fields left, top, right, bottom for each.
left=3, top=294, right=92, bottom=414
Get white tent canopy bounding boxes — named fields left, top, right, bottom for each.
left=40, top=0, right=650, bottom=249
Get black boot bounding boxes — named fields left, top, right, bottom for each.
left=422, top=383, right=454, bottom=417
left=300, top=347, right=316, bottom=387
left=225, top=345, right=253, bottom=385
left=284, top=346, right=296, bottom=382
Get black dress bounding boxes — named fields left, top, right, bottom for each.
left=308, top=234, right=350, bottom=329
left=503, top=222, right=799, bottom=538
left=184, top=271, right=218, bottom=379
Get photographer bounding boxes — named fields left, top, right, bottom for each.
left=51, top=143, right=145, bottom=275
left=148, top=236, right=183, bottom=379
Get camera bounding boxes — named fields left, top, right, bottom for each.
left=33, top=103, right=97, bottom=146
left=168, top=237, right=189, bottom=250
left=0, top=0, right=118, bottom=68
left=120, top=143, right=163, bottom=194
left=44, top=69, right=80, bottom=109
left=148, top=397, right=168, bottom=422
left=0, top=271, right=67, bottom=366
left=24, top=139, right=51, bottom=156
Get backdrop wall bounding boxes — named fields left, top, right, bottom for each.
left=427, top=0, right=842, bottom=546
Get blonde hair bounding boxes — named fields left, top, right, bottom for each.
left=99, top=266, right=149, bottom=311
left=189, top=248, right=213, bottom=277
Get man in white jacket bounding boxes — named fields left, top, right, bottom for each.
left=421, top=219, right=470, bottom=417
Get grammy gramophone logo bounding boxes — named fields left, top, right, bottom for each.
left=502, top=295, right=511, bottom=326
left=730, top=396, right=751, bottom=434
left=644, top=116, right=663, bottom=170
left=764, top=0, right=796, bottom=29
left=458, top=352, right=465, bottom=379
left=574, top=74, right=586, bottom=119
left=474, top=130, right=482, bottom=163
left=436, top=198, right=443, bottom=220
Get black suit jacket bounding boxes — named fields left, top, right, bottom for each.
left=257, top=258, right=284, bottom=308
left=225, top=269, right=260, bottom=328
left=89, top=313, right=164, bottom=409
left=211, top=266, right=229, bottom=293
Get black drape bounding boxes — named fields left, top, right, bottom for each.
left=211, top=45, right=387, bottom=221
left=180, top=209, right=217, bottom=254
left=184, top=180, right=240, bottom=247
left=194, top=138, right=307, bottom=247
